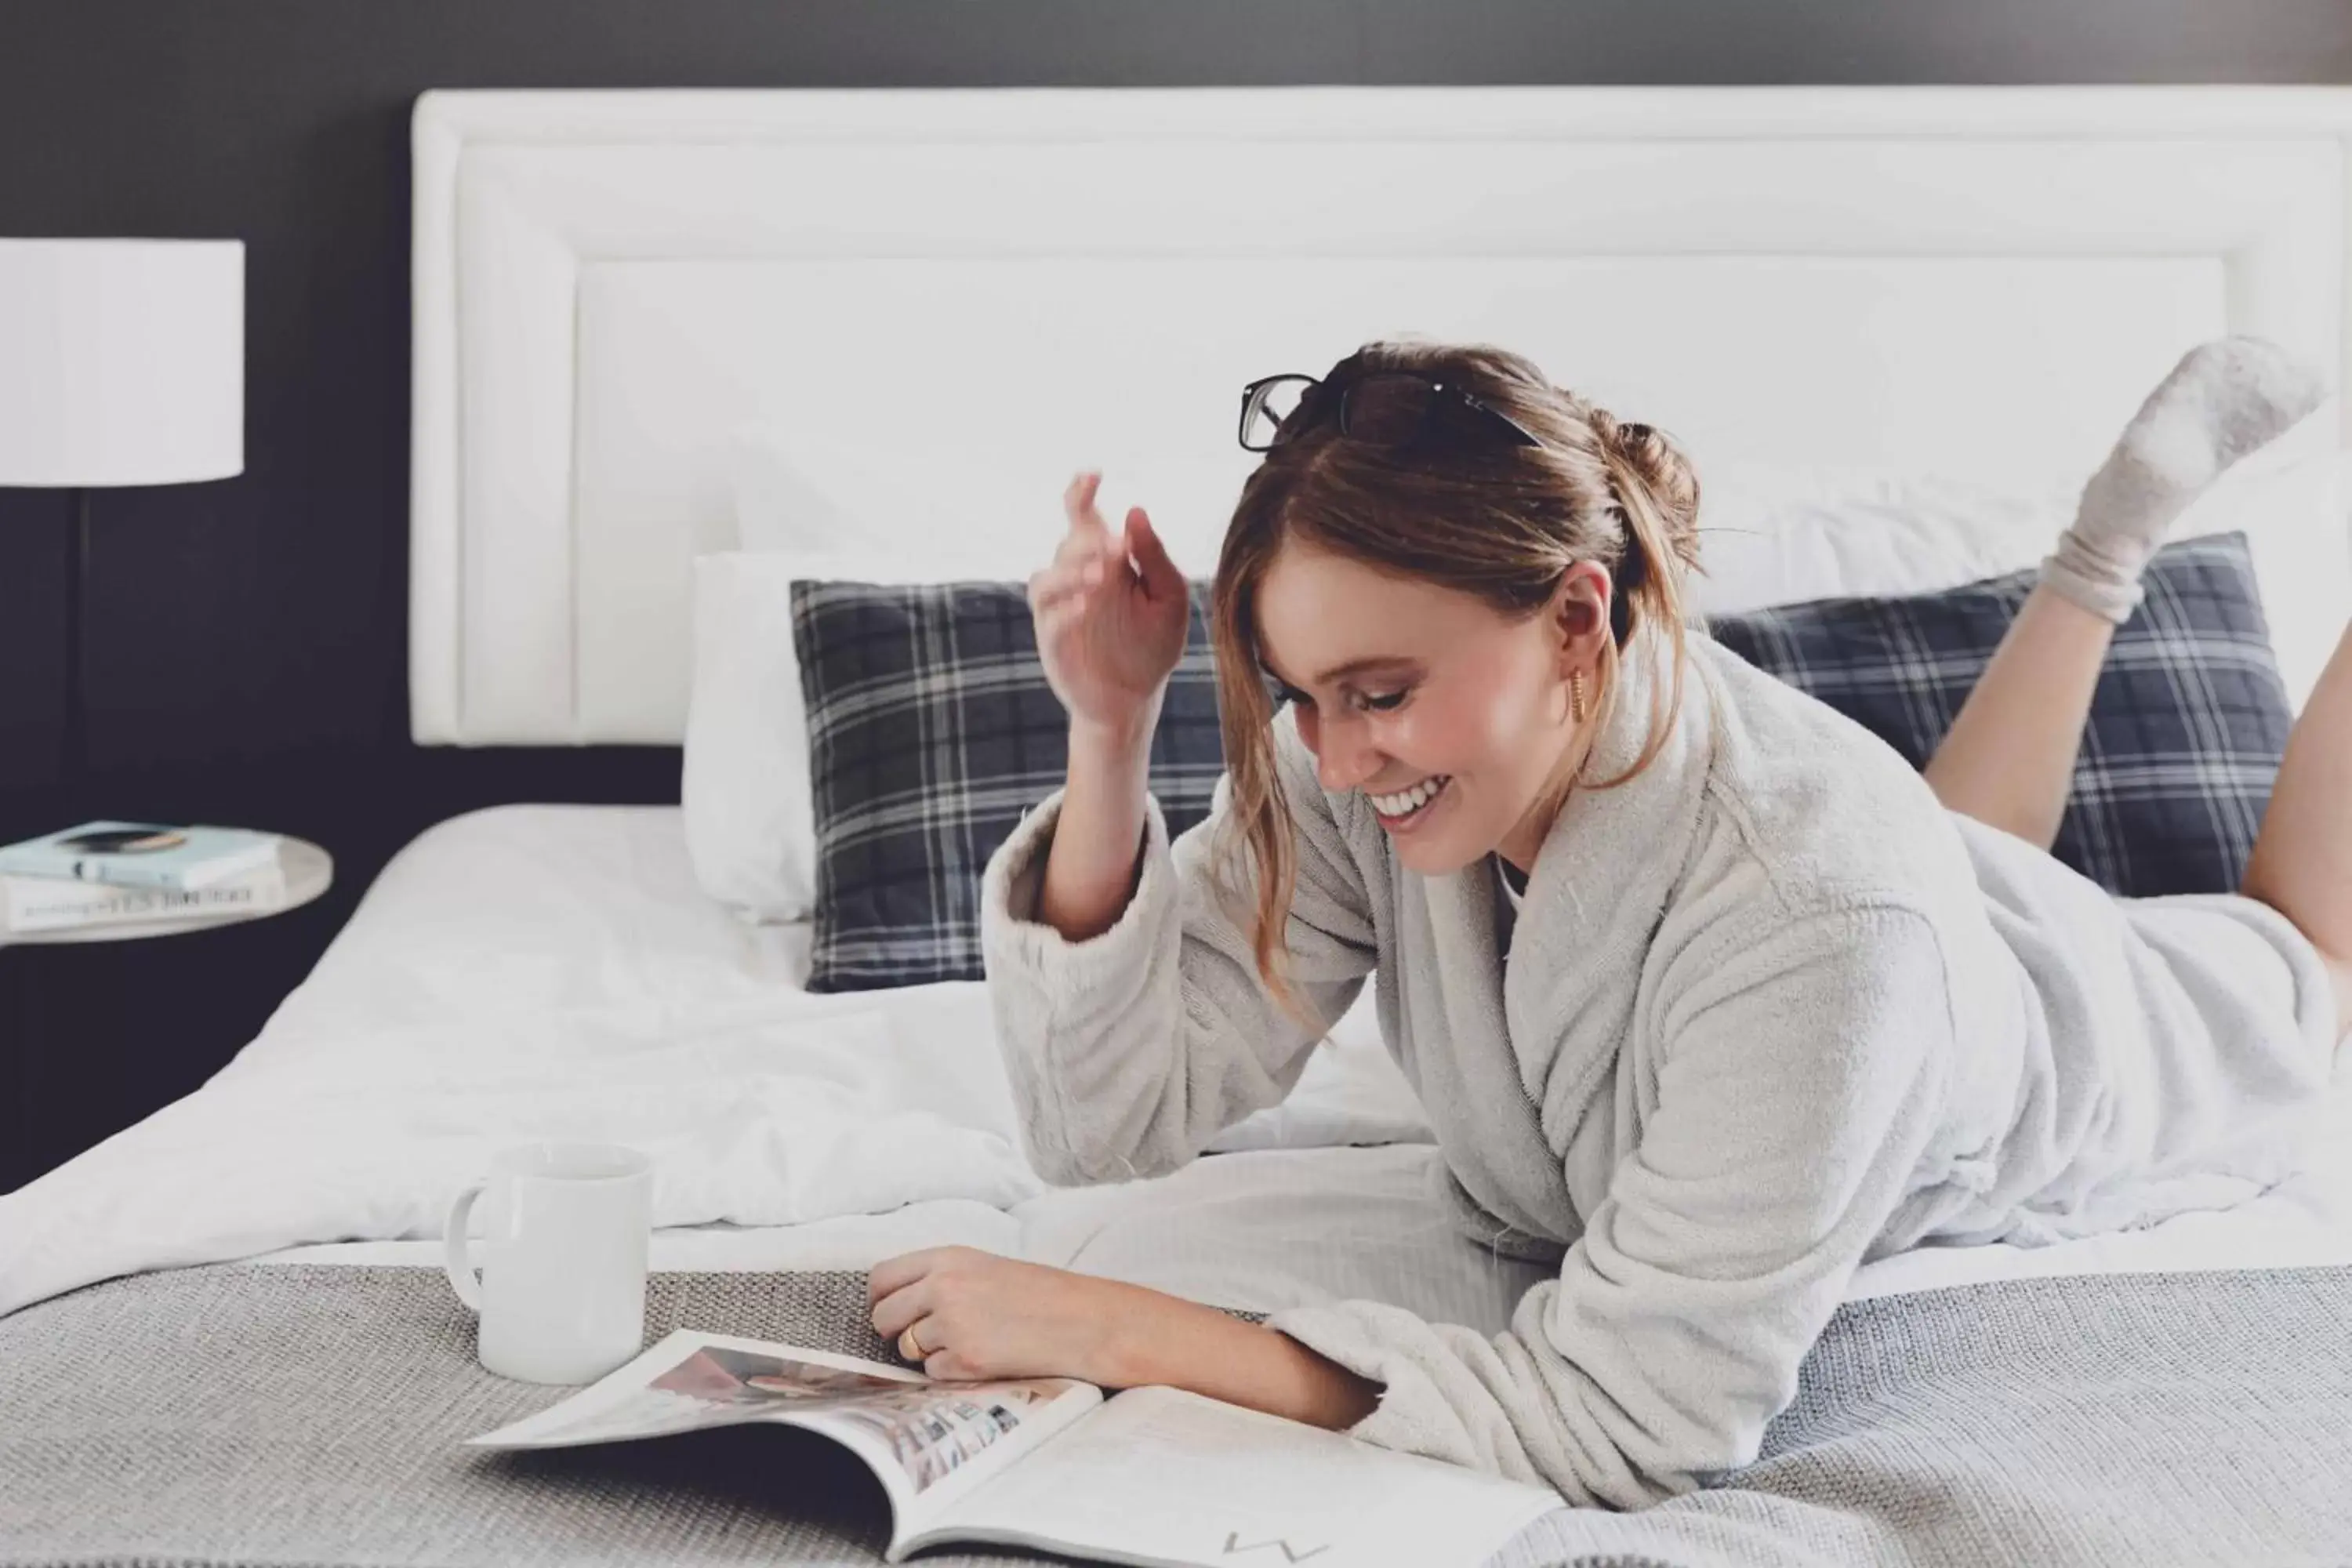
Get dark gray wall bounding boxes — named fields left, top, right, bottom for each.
left=2, top=0, right=2349, bottom=903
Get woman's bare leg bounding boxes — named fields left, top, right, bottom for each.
left=1929, top=336, right=2323, bottom=851
left=1923, top=586, right=2117, bottom=849
left=2241, top=626, right=2352, bottom=1040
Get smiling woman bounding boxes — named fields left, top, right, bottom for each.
left=954, top=335, right=2348, bottom=1510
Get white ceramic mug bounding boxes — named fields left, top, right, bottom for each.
left=443, top=1141, right=653, bottom=1384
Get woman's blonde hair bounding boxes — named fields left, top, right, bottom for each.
left=1208, top=339, right=1704, bottom=1011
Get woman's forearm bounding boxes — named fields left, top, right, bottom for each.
left=1094, top=1281, right=1383, bottom=1432
left=1037, top=702, right=1161, bottom=942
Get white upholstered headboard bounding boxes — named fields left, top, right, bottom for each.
left=410, top=85, right=2352, bottom=746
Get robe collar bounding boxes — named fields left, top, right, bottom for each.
left=1504, top=626, right=1721, bottom=1142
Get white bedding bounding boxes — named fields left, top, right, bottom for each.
left=8, top=804, right=2347, bottom=1334
left=226, top=811, right=2352, bottom=1316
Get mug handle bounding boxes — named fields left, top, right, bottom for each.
left=443, top=1178, right=489, bottom=1312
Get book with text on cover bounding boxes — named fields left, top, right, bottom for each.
left=468, top=1330, right=1557, bottom=1568
left=1, top=858, right=289, bottom=935
left=0, top=821, right=281, bottom=891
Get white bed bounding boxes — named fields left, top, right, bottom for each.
left=5, top=84, right=2352, bottom=1337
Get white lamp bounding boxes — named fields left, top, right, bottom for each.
left=0, top=239, right=245, bottom=793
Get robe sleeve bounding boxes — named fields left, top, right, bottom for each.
left=979, top=720, right=1380, bottom=1185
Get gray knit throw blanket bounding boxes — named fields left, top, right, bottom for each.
left=3, top=1262, right=2348, bottom=1568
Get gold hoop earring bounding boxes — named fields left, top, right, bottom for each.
left=1570, top=668, right=1589, bottom=725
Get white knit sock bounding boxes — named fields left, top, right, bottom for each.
left=2041, top=336, right=2326, bottom=622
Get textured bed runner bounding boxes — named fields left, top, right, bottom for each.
left=2, top=1263, right=2348, bottom=1568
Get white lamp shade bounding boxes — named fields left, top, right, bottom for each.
left=0, top=238, right=245, bottom=487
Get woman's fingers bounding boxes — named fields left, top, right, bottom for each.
left=869, top=1278, right=933, bottom=1341
left=867, top=1248, right=939, bottom=1306
left=1037, top=476, right=1163, bottom=666
left=1028, top=563, right=1092, bottom=615
left=1062, top=470, right=1111, bottom=540
left=1050, top=535, right=1101, bottom=579
left=1123, top=507, right=1185, bottom=600
left=1035, top=532, right=1134, bottom=612
left=1052, top=511, right=1118, bottom=574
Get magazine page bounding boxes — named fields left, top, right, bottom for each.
left=469, top=1330, right=1102, bottom=1547
left=910, top=1384, right=1559, bottom=1568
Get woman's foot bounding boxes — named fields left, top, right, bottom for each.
left=2041, top=336, right=2326, bottom=622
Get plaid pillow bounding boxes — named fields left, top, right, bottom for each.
left=1711, top=532, right=2292, bottom=898
left=791, top=579, right=1224, bottom=991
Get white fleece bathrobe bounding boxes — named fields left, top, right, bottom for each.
left=978, top=626, right=2343, bottom=1509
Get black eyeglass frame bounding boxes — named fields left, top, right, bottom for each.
left=1237, top=371, right=1544, bottom=454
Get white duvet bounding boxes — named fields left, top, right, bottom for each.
left=0, top=994, right=1049, bottom=1318
left=0, top=804, right=1426, bottom=1319
left=4, top=804, right=2346, bottom=1333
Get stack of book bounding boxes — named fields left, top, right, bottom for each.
left=0, top=821, right=287, bottom=938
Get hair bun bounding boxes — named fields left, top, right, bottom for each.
left=1592, top=408, right=1701, bottom=568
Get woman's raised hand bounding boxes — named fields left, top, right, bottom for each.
left=1029, top=473, right=1192, bottom=732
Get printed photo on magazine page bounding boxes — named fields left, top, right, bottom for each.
left=660, top=1343, right=1079, bottom=1492
left=478, top=1333, right=1091, bottom=1496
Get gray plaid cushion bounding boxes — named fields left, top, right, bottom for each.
left=1711, top=531, right=2292, bottom=898
left=792, top=579, right=1223, bottom=991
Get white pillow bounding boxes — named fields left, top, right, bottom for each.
left=681, top=552, right=821, bottom=923
left=687, top=426, right=1235, bottom=924
left=1689, top=467, right=2071, bottom=617
left=683, top=540, right=1036, bottom=924
left=1693, top=430, right=2348, bottom=713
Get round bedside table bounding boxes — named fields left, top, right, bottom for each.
left=2, top=836, right=334, bottom=946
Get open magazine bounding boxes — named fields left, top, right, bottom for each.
left=469, top=1329, right=1559, bottom=1568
